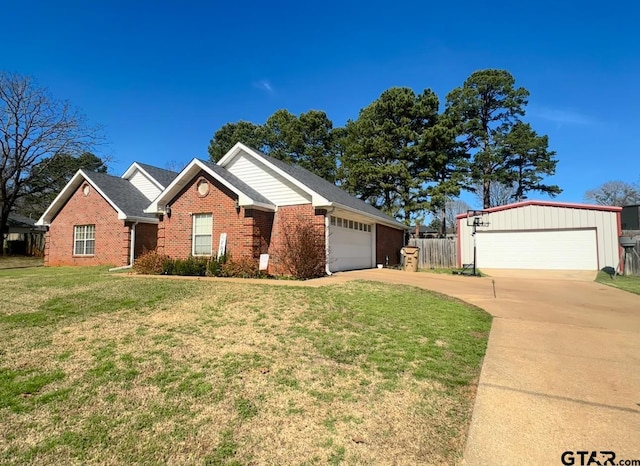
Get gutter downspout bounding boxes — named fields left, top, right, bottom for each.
left=129, top=222, right=137, bottom=266
left=325, top=207, right=335, bottom=276
left=109, top=221, right=138, bottom=272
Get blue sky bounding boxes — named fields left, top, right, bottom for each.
left=4, top=1, right=639, bottom=208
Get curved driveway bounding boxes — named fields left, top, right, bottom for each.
left=334, top=269, right=640, bottom=465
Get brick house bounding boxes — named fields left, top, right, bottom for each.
left=146, top=143, right=407, bottom=273
left=38, top=143, right=407, bottom=272
left=36, top=163, right=177, bottom=267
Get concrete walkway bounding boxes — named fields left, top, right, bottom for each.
left=335, top=269, right=640, bottom=465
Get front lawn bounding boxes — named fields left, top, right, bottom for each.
left=596, top=271, right=640, bottom=295
left=0, top=267, right=491, bottom=465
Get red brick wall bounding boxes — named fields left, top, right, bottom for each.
left=46, top=181, right=130, bottom=267
left=159, top=171, right=252, bottom=259
left=157, top=173, right=325, bottom=275
left=268, top=205, right=325, bottom=274
left=376, top=224, right=404, bottom=266
left=134, top=223, right=158, bottom=257
left=246, top=209, right=274, bottom=256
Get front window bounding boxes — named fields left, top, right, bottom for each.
left=193, top=213, right=213, bottom=256
left=74, top=225, right=95, bottom=255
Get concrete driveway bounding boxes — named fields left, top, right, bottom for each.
left=336, top=268, right=640, bottom=465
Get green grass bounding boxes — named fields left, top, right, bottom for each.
left=419, top=267, right=485, bottom=277
left=596, top=271, right=640, bottom=295
left=0, top=367, right=66, bottom=413
left=0, top=266, right=491, bottom=465
left=418, top=267, right=459, bottom=274
left=295, top=282, right=489, bottom=387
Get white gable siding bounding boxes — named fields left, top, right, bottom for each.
left=128, top=169, right=162, bottom=201
left=226, top=154, right=311, bottom=206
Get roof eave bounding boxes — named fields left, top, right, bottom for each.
left=143, top=203, right=162, bottom=214
left=217, top=142, right=247, bottom=166
left=36, top=170, right=89, bottom=225
left=120, top=215, right=159, bottom=224
left=151, top=159, right=201, bottom=208
left=455, top=200, right=624, bottom=219
left=240, top=200, right=276, bottom=211
left=320, top=202, right=407, bottom=230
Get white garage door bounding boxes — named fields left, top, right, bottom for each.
left=476, top=229, right=598, bottom=270
left=328, top=218, right=373, bottom=272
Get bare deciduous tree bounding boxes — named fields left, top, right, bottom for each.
left=584, top=180, right=640, bottom=207
left=430, top=199, right=472, bottom=235
left=0, top=72, right=102, bottom=253
left=445, top=199, right=471, bottom=234
left=472, top=181, right=517, bottom=208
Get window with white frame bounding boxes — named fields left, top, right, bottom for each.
left=192, top=213, right=213, bottom=256
left=74, top=225, right=95, bottom=255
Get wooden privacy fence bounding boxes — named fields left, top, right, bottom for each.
left=407, top=238, right=457, bottom=269
left=622, top=239, right=640, bottom=276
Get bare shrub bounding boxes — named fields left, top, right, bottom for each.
left=276, top=216, right=325, bottom=280
left=132, top=250, right=170, bottom=274
left=221, top=256, right=261, bottom=278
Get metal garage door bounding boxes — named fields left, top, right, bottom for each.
left=476, top=229, right=598, bottom=270
left=328, top=217, right=373, bottom=272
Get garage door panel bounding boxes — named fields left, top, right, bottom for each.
left=476, top=229, right=598, bottom=270
left=329, top=226, right=372, bottom=272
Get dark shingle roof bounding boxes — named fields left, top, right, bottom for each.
left=199, top=160, right=273, bottom=206
left=247, top=148, right=404, bottom=227
left=84, top=171, right=157, bottom=220
left=8, top=213, right=46, bottom=231
left=135, top=163, right=178, bottom=188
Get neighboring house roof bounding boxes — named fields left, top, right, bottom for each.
left=411, top=225, right=438, bottom=234
left=7, top=213, right=47, bottom=232
left=218, top=143, right=407, bottom=229
left=145, top=158, right=276, bottom=213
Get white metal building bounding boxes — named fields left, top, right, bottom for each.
left=457, top=201, right=622, bottom=271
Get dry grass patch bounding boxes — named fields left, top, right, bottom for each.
left=0, top=268, right=491, bottom=465
left=0, top=255, right=43, bottom=270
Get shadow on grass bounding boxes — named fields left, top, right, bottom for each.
left=0, top=256, right=44, bottom=270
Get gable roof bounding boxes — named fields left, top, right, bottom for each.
left=199, top=160, right=274, bottom=206
left=128, top=162, right=178, bottom=188
left=145, top=158, right=276, bottom=213
left=85, top=171, right=158, bottom=220
left=218, top=143, right=406, bottom=229
left=36, top=168, right=161, bottom=226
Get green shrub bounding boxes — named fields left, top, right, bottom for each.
left=207, top=254, right=227, bottom=277
left=133, top=251, right=170, bottom=275
left=135, top=252, right=260, bottom=279
left=161, top=257, right=175, bottom=275
left=173, top=256, right=208, bottom=276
